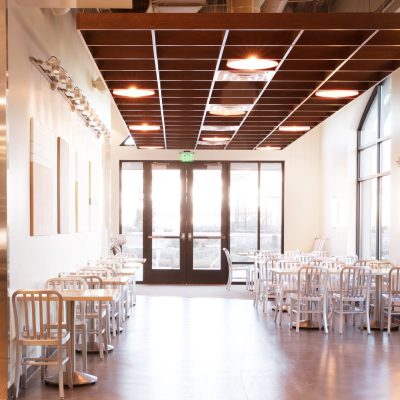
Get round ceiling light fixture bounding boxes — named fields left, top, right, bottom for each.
left=315, top=89, right=359, bottom=99
left=278, top=126, right=311, bottom=132
left=256, top=146, right=281, bottom=150
left=138, top=146, right=164, bottom=150
left=129, top=124, right=160, bottom=132
left=113, top=87, right=155, bottom=98
left=201, top=136, right=230, bottom=142
left=227, top=56, right=278, bottom=71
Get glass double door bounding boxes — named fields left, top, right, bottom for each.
left=144, top=162, right=228, bottom=284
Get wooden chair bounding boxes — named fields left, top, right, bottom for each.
left=12, top=290, right=72, bottom=399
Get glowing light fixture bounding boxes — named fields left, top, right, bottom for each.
left=202, top=136, right=230, bottom=142
left=139, top=146, right=164, bottom=149
left=202, top=125, right=239, bottom=132
left=113, top=87, right=155, bottom=98
left=315, top=89, right=359, bottom=99
left=215, top=70, right=274, bottom=82
left=207, top=104, right=252, bottom=117
left=279, top=126, right=310, bottom=132
left=227, top=57, right=278, bottom=71
left=129, top=124, right=160, bottom=132
left=257, top=146, right=281, bottom=150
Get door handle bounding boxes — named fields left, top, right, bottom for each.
left=188, top=233, right=192, bottom=240
left=181, top=233, right=186, bottom=240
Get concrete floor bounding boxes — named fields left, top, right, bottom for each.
left=17, top=285, right=400, bottom=400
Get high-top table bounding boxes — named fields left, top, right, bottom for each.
left=45, top=289, right=119, bottom=387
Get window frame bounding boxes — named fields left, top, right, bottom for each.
left=356, top=82, right=391, bottom=260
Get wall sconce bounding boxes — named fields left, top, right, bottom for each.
left=30, top=55, right=110, bottom=138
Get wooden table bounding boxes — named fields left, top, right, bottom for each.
left=45, top=289, right=119, bottom=387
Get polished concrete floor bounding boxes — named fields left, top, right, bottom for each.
left=18, top=285, right=400, bottom=400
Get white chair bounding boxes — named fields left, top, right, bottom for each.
left=381, top=266, right=400, bottom=334
left=223, top=248, right=252, bottom=291
left=336, top=255, right=358, bottom=265
left=45, top=277, right=88, bottom=372
left=12, top=290, right=72, bottom=399
left=330, top=266, right=372, bottom=334
left=81, top=275, right=111, bottom=352
left=273, top=260, right=301, bottom=324
left=289, top=266, right=329, bottom=333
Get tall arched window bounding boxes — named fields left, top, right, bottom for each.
left=357, top=79, right=391, bottom=260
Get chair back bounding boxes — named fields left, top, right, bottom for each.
left=284, top=250, right=300, bottom=259
left=367, top=261, right=393, bottom=273
left=12, top=290, right=64, bottom=343
left=295, top=255, right=315, bottom=264
left=311, top=251, right=328, bottom=258
left=46, top=276, right=87, bottom=291
left=312, top=237, right=326, bottom=252
left=388, top=267, right=400, bottom=297
left=354, top=259, right=375, bottom=266
left=297, top=266, right=328, bottom=298
left=339, top=266, right=372, bottom=299
left=336, top=255, right=358, bottom=265
left=81, top=275, right=104, bottom=289
left=46, top=277, right=87, bottom=322
left=78, top=267, right=115, bottom=278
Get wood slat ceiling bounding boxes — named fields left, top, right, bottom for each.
left=77, top=13, right=400, bottom=150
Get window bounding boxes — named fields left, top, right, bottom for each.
left=358, top=80, right=391, bottom=260
left=230, top=162, right=283, bottom=280
left=120, top=162, right=144, bottom=258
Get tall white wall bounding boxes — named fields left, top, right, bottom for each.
left=110, top=114, right=322, bottom=253
left=317, top=67, right=400, bottom=262
left=8, top=3, right=111, bottom=292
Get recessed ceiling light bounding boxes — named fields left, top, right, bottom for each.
left=207, top=104, right=252, bottom=117
left=315, top=89, right=359, bottom=99
left=279, top=126, right=311, bottom=132
left=202, top=125, right=239, bottom=132
left=113, top=87, right=155, bottom=98
left=227, top=57, right=278, bottom=71
left=129, top=124, right=161, bottom=132
left=202, top=136, right=230, bottom=142
left=215, top=70, right=275, bottom=82
left=257, top=146, right=281, bottom=150
left=138, top=146, right=164, bottom=150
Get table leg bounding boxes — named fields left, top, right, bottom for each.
left=45, top=300, right=98, bottom=386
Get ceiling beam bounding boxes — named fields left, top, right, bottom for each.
left=77, top=13, right=400, bottom=31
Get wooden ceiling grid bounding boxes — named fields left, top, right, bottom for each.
left=77, top=13, right=400, bottom=150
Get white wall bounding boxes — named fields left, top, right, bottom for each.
left=314, top=87, right=374, bottom=256
left=8, top=3, right=111, bottom=292
left=110, top=113, right=322, bottom=253
left=317, top=67, right=400, bottom=262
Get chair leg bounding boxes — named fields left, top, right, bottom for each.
left=387, top=303, right=392, bottom=335
left=227, top=270, right=232, bottom=291
left=323, top=296, right=328, bottom=334
left=339, top=303, right=343, bottom=335
left=14, top=344, right=21, bottom=399
left=365, top=299, right=371, bottom=335
left=57, top=348, right=64, bottom=399
left=296, top=302, right=300, bottom=334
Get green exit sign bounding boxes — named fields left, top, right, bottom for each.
left=180, top=151, right=194, bottom=163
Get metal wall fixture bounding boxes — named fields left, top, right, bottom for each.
left=29, top=55, right=110, bottom=138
